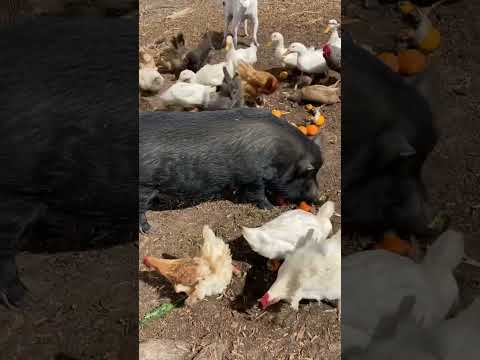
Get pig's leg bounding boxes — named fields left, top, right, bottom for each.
left=239, top=182, right=274, bottom=209
left=139, top=186, right=156, bottom=233
left=139, top=213, right=150, bottom=234
left=0, top=198, right=44, bottom=308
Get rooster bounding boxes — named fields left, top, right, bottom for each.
left=143, top=225, right=233, bottom=305
left=323, top=43, right=341, bottom=72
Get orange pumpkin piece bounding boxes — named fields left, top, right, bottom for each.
left=298, top=126, right=308, bottom=135
left=375, top=233, right=413, bottom=257
left=377, top=52, right=399, bottom=73
left=306, top=124, right=319, bottom=136
left=298, top=201, right=313, bottom=212
left=397, top=49, right=427, bottom=75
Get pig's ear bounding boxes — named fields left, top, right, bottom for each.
left=377, top=132, right=416, bottom=168
left=297, top=159, right=316, bottom=175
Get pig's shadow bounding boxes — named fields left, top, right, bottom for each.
left=228, top=236, right=281, bottom=313
left=139, top=252, right=186, bottom=302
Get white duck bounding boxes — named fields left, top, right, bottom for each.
left=159, top=81, right=217, bottom=108
left=139, top=67, right=164, bottom=93
left=225, top=35, right=257, bottom=69
left=270, top=32, right=298, bottom=69
left=285, top=43, right=328, bottom=75
left=242, top=201, right=335, bottom=260
left=260, top=228, right=341, bottom=311
left=324, top=19, right=341, bottom=49
left=178, top=61, right=235, bottom=87
left=342, top=230, right=464, bottom=352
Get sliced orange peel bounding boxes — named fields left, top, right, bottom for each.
left=271, top=109, right=290, bottom=118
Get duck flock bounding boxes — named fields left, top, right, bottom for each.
left=139, top=1, right=341, bottom=110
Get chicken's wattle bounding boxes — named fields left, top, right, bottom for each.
left=260, top=293, right=270, bottom=310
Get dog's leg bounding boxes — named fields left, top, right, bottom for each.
left=232, top=14, right=241, bottom=48
left=252, top=13, right=259, bottom=46
left=244, top=18, right=249, bottom=36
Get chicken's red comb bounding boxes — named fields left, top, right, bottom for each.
left=143, top=256, right=151, bottom=267
left=259, top=293, right=270, bottom=310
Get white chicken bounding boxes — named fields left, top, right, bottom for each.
left=342, top=229, right=464, bottom=352
left=435, top=297, right=480, bottom=360
left=260, top=228, right=341, bottom=311
left=159, top=81, right=217, bottom=108
left=178, top=61, right=235, bottom=87
left=242, top=200, right=335, bottom=260
left=143, top=225, right=233, bottom=305
left=225, top=35, right=257, bottom=70
left=347, top=296, right=480, bottom=360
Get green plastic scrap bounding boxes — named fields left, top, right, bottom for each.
left=141, top=298, right=186, bottom=327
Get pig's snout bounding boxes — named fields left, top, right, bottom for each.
left=303, top=177, right=321, bottom=202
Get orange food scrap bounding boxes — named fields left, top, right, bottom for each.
left=267, top=259, right=283, bottom=272
left=272, top=109, right=289, bottom=118
left=298, top=201, right=313, bottom=212
left=306, top=124, right=319, bottom=136
left=298, top=126, right=308, bottom=135
left=377, top=52, right=399, bottom=73
left=375, top=232, right=413, bottom=257
left=315, top=114, right=326, bottom=127
left=398, top=49, right=427, bottom=75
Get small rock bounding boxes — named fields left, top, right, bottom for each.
left=139, top=339, right=191, bottom=360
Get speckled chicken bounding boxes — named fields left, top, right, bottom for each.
left=143, top=225, right=233, bottom=305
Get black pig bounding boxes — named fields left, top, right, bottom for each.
left=342, top=33, right=437, bottom=235
left=0, top=17, right=138, bottom=307
left=139, top=109, right=323, bottom=233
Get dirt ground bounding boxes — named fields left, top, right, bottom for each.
left=139, top=0, right=341, bottom=359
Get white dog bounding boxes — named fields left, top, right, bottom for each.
left=223, top=0, right=259, bottom=47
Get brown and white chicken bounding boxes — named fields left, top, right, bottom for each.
left=237, top=62, right=279, bottom=96
left=143, top=225, right=233, bottom=305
